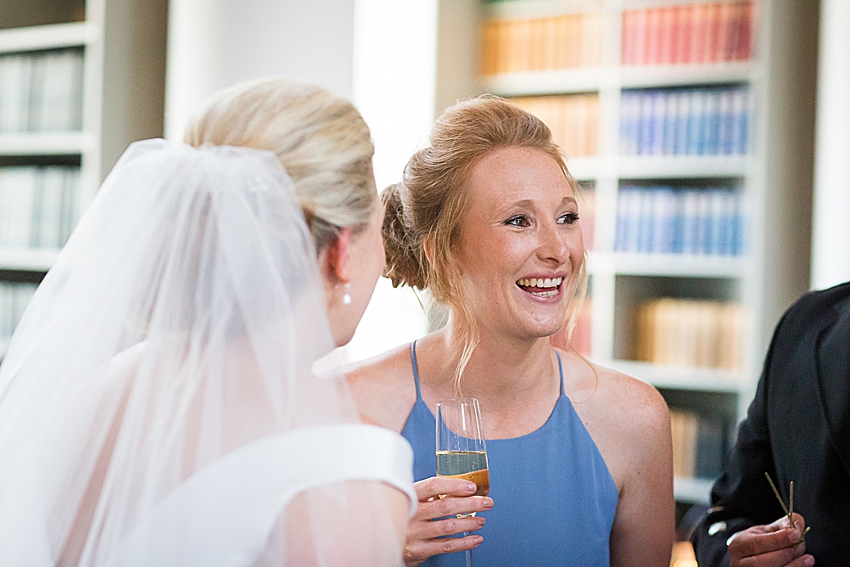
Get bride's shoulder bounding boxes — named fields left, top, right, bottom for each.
left=343, top=343, right=417, bottom=431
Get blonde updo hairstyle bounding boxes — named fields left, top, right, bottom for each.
left=184, top=77, right=377, bottom=252
left=383, top=95, right=588, bottom=390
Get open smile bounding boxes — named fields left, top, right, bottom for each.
left=516, top=277, right=563, bottom=299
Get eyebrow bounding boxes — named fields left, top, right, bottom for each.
left=508, top=196, right=577, bottom=208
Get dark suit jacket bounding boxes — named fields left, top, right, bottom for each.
left=691, top=282, right=850, bottom=566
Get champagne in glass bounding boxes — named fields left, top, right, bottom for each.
left=436, top=398, right=489, bottom=567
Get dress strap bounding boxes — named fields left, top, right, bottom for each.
left=410, top=340, right=424, bottom=401
left=556, top=351, right=565, bottom=397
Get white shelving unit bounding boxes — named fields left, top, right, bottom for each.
left=0, top=0, right=167, bottom=353
left=437, top=0, right=819, bottom=505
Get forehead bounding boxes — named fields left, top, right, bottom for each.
left=466, top=146, right=573, bottom=206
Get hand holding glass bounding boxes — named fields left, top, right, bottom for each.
left=436, top=397, right=490, bottom=508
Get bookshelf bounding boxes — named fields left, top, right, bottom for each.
left=439, top=0, right=819, bottom=506
left=0, top=0, right=167, bottom=354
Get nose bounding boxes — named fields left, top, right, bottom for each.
left=537, top=220, right=578, bottom=265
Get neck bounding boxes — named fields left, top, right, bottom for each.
left=431, top=315, right=558, bottom=402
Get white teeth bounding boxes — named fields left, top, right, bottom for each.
left=517, top=277, right=563, bottom=288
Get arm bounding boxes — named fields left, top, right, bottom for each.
left=691, top=308, right=813, bottom=567
left=269, top=481, right=411, bottom=567
left=608, top=383, right=675, bottom=567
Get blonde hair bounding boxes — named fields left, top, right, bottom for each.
left=383, top=95, right=588, bottom=391
left=184, top=77, right=377, bottom=251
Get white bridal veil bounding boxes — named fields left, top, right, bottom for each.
left=0, top=140, right=414, bottom=567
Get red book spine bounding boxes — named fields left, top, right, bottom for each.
left=645, top=7, right=662, bottom=65
left=672, top=5, right=687, bottom=64
left=659, top=7, right=676, bottom=64
left=705, top=2, right=720, bottom=63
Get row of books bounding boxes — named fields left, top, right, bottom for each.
left=0, top=49, right=84, bottom=133
left=480, top=12, right=603, bottom=75
left=0, top=283, right=37, bottom=343
left=622, top=1, right=755, bottom=66
left=0, top=166, right=81, bottom=249
left=620, top=86, right=749, bottom=156
left=671, top=408, right=733, bottom=479
left=615, top=185, right=744, bottom=256
left=633, top=298, right=745, bottom=370
left=512, top=94, right=599, bottom=157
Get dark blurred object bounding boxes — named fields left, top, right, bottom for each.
left=0, top=0, right=86, bottom=30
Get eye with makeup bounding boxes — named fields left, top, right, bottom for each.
left=504, top=214, right=531, bottom=228
left=558, top=211, right=580, bottom=226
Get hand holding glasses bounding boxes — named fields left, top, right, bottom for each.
left=436, top=398, right=489, bottom=566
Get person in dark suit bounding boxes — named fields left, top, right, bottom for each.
left=691, top=281, right=850, bottom=567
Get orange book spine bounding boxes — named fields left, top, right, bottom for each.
left=622, top=11, right=636, bottom=65
left=541, top=16, right=559, bottom=70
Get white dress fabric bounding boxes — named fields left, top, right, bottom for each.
left=0, top=140, right=414, bottom=566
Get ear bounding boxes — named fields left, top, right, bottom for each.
left=423, top=234, right=433, bottom=265
left=322, top=227, right=353, bottom=284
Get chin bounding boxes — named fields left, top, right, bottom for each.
left=332, top=328, right=356, bottom=349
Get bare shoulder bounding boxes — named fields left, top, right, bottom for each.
left=590, top=363, right=671, bottom=448
left=344, top=343, right=417, bottom=432
left=563, top=356, right=670, bottom=487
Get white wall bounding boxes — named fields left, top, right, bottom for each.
left=810, top=0, right=850, bottom=290
left=165, top=0, right=355, bottom=140
left=315, top=0, right=437, bottom=370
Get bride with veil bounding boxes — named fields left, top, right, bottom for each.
left=0, top=78, right=415, bottom=566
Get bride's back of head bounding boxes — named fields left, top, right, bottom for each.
left=184, top=77, right=378, bottom=252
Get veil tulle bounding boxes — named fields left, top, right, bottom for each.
left=0, top=139, right=413, bottom=566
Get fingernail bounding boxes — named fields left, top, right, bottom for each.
left=804, top=556, right=814, bottom=566
left=464, top=482, right=476, bottom=492
left=482, top=498, right=494, bottom=509
left=477, top=517, right=486, bottom=527
left=788, top=529, right=801, bottom=543
left=470, top=535, right=483, bottom=545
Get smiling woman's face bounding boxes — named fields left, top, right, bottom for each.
left=454, top=146, right=585, bottom=342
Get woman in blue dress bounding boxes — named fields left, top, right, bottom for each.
left=347, top=96, right=674, bottom=566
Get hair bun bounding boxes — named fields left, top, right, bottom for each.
left=381, top=183, right=428, bottom=289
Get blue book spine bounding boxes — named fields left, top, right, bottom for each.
left=662, top=91, right=678, bottom=156
left=694, top=90, right=709, bottom=156
left=706, top=90, right=722, bottom=155
left=674, top=91, right=689, bottom=156
left=719, top=90, right=735, bottom=155
left=650, top=91, right=665, bottom=155
left=670, top=189, right=684, bottom=254
left=638, top=91, right=654, bottom=155
left=636, top=188, right=653, bottom=253
left=735, top=88, right=749, bottom=155
left=615, top=187, right=631, bottom=251
left=681, top=190, right=699, bottom=254
left=685, top=90, right=701, bottom=155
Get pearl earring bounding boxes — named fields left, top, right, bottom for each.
left=342, top=283, right=352, bottom=305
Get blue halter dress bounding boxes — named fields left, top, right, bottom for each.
left=401, top=341, right=619, bottom=566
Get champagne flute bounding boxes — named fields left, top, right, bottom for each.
left=436, top=398, right=489, bottom=567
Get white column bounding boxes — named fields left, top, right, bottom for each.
left=164, top=0, right=355, bottom=140
left=810, top=0, right=850, bottom=290
left=316, top=0, right=438, bottom=369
